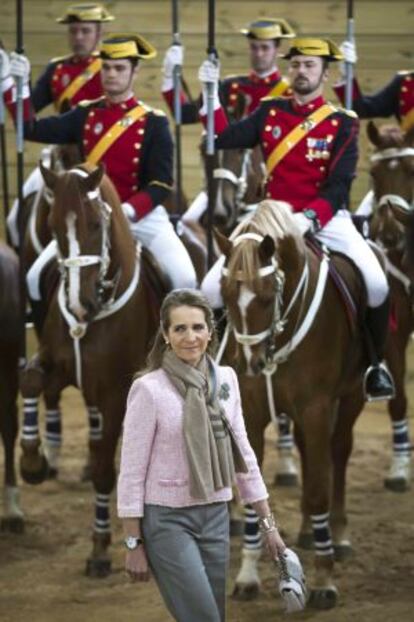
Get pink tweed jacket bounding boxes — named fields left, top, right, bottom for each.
left=117, top=365, right=268, bottom=517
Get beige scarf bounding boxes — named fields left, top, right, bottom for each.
left=162, top=350, right=248, bottom=500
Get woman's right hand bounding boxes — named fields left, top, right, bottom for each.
left=125, top=547, right=151, bottom=582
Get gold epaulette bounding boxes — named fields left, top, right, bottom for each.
left=326, top=101, right=358, bottom=119
left=50, top=53, right=72, bottom=64
left=151, top=108, right=167, bottom=117
left=77, top=96, right=106, bottom=108
left=225, top=73, right=248, bottom=80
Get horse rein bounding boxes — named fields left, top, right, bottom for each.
left=220, top=232, right=328, bottom=368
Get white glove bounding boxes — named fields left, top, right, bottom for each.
left=277, top=548, right=307, bottom=613
left=0, top=49, right=13, bottom=93
left=122, top=202, right=137, bottom=223
left=10, top=52, right=31, bottom=84
left=0, top=49, right=11, bottom=80
left=340, top=40, right=357, bottom=64
left=198, top=59, right=220, bottom=113
left=198, top=58, right=220, bottom=85
left=163, top=44, right=184, bottom=78
left=293, top=212, right=312, bottom=236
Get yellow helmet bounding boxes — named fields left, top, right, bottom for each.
left=56, top=3, right=115, bottom=24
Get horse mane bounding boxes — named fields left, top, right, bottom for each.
left=226, top=199, right=303, bottom=286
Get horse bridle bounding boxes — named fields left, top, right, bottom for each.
left=55, top=170, right=117, bottom=305
left=371, top=146, right=414, bottom=212
left=370, top=147, right=414, bottom=294
left=221, top=232, right=310, bottom=365
left=213, top=150, right=251, bottom=209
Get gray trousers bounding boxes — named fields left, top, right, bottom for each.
left=142, top=502, right=229, bottom=622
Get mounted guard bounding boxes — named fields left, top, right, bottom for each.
left=3, top=33, right=196, bottom=290
left=198, top=37, right=395, bottom=402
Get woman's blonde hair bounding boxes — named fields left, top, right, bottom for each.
left=137, top=289, right=218, bottom=376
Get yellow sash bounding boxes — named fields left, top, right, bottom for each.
left=266, top=103, right=336, bottom=174
left=267, top=77, right=290, bottom=99
left=56, top=57, right=102, bottom=110
left=401, top=107, right=414, bottom=131
left=86, top=105, right=148, bottom=165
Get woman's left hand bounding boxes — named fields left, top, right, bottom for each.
left=263, top=528, right=286, bottom=560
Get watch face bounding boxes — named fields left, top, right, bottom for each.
left=125, top=536, right=141, bottom=550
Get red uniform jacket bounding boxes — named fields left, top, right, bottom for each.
left=202, top=95, right=359, bottom=228
left=163, top=69, right=290, bottom=123
left=5, top=88, right=173, bottom=220
left=32, top=52, right=104, bottom=112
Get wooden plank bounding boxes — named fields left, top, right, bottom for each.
left=1, top=1, right=414, bottom=35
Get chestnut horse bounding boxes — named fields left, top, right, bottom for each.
left=366, top=120, right=414, bottom=491
left=19, top=163, right=160, bottom=576
left=0, top=242, right=24, bottom=532
left=216, top=200, right=368, bottom=608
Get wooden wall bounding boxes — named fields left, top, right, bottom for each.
left=1, top=0, right=414, bottom=234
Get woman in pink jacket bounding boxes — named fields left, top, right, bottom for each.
left=117, top=289, right=286, bottom=621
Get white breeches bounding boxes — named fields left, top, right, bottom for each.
left=316, top=210, right=388, bottom=307
left=130, top=205, right=197, bottom=290
left=201, top=209, right=388, bottom=309
left=182, top=191, right=208, bottom=224
left=356, top=189, right=374, bottom=216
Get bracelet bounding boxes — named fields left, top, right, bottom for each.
left=258, top=512, right=277, bottom=534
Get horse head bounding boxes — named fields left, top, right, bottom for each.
left=216, top=200, right=305, bottom=375
left=201, top=93, right=265, bottom=232
left=40, top=162, right=116, bottom=322
left=368, top=121, right=414, bottom=276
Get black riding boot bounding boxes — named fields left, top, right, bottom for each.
left=364, top=297, right=395, bottom=401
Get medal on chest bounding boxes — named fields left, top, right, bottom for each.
left=61, top=73, right=70, bottom=87
left=306, top=136, right=332, bottom=161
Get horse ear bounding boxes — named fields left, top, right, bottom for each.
left=214, top=228, right=233, bottom=258
left=367, top=120, right=381, bottom=147
left=82, top=163, right=105, bottom=192
left=259, top=235, right=275, bottom=261
left=39, top=160, right=58, bottom=190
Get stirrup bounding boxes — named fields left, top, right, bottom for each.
left=364, top=362, right=395, bottom=402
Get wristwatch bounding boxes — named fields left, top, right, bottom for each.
left=124, top=536, right=143, bottom=550
left=303, top=209, right=321, bottom=234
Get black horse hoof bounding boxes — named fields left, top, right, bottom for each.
left=20, top=454, right=49, bottom=485
left=232, top=583, right=260, bottom=601
left=334, top=542, right=353, bottom=562
left=85, top=557, right=111, bottom=578
left=274, top=473, right=299, bottom=487
left=297, top=532, right=314, bottom=550
left=308, top=587, right=338, bottom=610
left=384, top=477, right=410, bottom=493
left=229, top=518, right=244, bottom=537
left=0, top=516, right=25, bottom=534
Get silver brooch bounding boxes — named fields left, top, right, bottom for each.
left=218, top=382, right=230, bottom=401
left=93, top=122, right=103, bottom=135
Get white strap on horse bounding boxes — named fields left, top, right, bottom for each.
left=267, top=252, right=329, bottom=367
left=374, top=239, right=412, bottom=295
left=378, top=193, right=413, bottom=212
left=370, top=147, right=414, bottom=162
left=57, top=254, right=141, bottom=389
